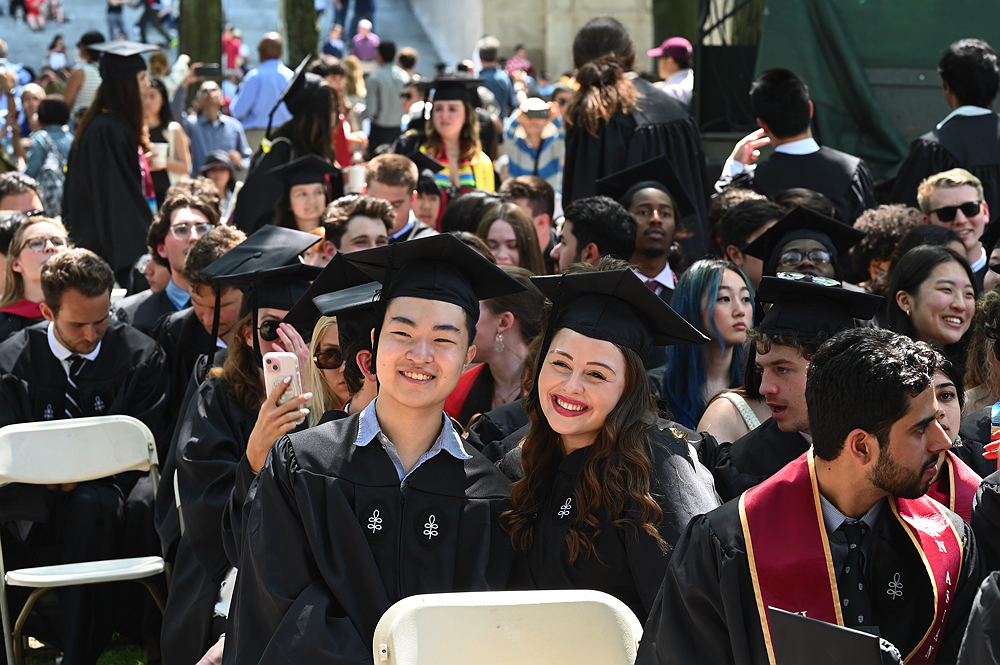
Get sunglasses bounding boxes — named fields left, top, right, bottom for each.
left=778, top=249, right=831, bottom=267
left=314, top=348, right=344, bottom=370
left=170, top=222, right=216, bottom=240
left=929, top=200, right=982, bottom=223
left=258, top=320, right=282, bottom=342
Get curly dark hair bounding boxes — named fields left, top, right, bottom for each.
left=321, top=194, right=395, bottom=249
left=850, top=204, right=923, bottom=280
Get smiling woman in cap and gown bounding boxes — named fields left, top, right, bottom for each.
left=500, top=261, right=720, bottom=625
left=266, top=153, right=341, bottom=232
left=229, top=59, right=344, bottom=235
left=62, top=41, right=159, bottom=286
left=161, top=225, right=321, bottom=665
left=224, top=234, right=526, bottom=663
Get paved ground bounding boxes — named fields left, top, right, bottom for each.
left=1, top=0, right=439, bottom=78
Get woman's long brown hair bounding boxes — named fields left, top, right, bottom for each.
left=73, top=70, right=149, bottom=151
left=565, top=17, right=638, bottom=137
left=504, top=339, right=666, bottom=562
left=209, top=311, right=266, bottom=413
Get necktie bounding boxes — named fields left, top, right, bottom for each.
left=645, top=279, right=659, bottom=292
left=64, top=354, right=86, bottom=419
left=838, top=521, right=872, bottom=627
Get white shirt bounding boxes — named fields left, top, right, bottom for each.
left=971, top=245, right=987, bottom=273
left=47, top=321, right=101, bottom=377
left=633, top=263, right=676, bottom=297
left=724, top=137, right=821, bottom=178
left=937, top=105, right=993, bottom=131
left=659, top=68, right=694, bottom=106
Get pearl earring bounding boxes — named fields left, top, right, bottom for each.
left=495, top=333, right=504, bottom=353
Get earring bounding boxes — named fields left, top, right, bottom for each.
left=905, top=309, right=911, bottom=316
left=495, top=333, right=504, bottom=353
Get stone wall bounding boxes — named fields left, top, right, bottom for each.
left=409, top=0, right=655, bottom=80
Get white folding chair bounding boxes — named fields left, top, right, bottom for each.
left=0, top=415, right=166, bottom=665
left=372, top=589, right=643, bottom=665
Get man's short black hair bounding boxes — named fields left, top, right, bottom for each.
left=807, top=328, right=936, bottom=462
left=397, top=47, right=417, bottom=71
left=37, top=94, right=70, bottom=126
left=939, top=38, right=1000, bottom=108
left=750, top=68, right=811, bottom=139
left=377, top=41, right=397, bottom=64
left=562, top=196, right=636, bottom=262
left=718, top=199, right=783, bottom=252
left=499, top=175, right=555, bottom=218
left=0, top=211, right=27, bottom=256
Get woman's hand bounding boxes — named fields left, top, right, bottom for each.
left=269, top=322, right=311, bottom=379
left=246, top=377, right=313, bottom=473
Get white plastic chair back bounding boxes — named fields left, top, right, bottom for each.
left=0, top=416, right=156, bottom=486
left=372, top=589, right=642, bottom=665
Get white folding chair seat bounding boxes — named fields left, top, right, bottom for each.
left=372, top=589, right=643, bottom=665
left=0, top=416, right=165, bottom=664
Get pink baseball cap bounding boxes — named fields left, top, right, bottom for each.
left=647, top=37, right=692, bottom=65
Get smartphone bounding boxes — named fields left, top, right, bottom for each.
left=525, top=108, right=549, bottom=120
left=263, top=352, right=305, bottom=425
left=194, top=63, right=222, bottom=77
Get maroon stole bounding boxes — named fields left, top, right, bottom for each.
left=739, top=449, right=963, bottom=664
left=925, top=451, right=982, bottom=523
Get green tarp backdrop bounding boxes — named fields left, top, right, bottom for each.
left=755, top=0, right=1000, bottom=177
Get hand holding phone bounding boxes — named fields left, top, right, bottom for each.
left=194, top=63, right=221, bottom=77
left=263, top=352, right=304, bottom=423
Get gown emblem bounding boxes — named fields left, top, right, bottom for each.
left=558, top=498, right=572, bottom=518
left=367, top=509, right=383, bottom=533
left=887, top=573, right=903, bottom=600
left=94, top=396, right=105, bottom=412
left=423, top=515, right=439, bottom=539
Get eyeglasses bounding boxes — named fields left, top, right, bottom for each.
left=169, top=222, right=215, bottom=240
left=778, top=249, right=831, bottom=267
left=258, top=320, right=282, bottom=342
left=22, top=236, right=68, bottom=252
left=776, top=271, right=840, bottom=287
left=314, top=348, right=344, bottom=370
left=929, top=200, right=982, bottom=222
left=24, top=209, right=47, bottom=218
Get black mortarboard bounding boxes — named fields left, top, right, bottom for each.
left=263, top=56, right=315, bottom=140
left=594, top=154, right=696, bottom=219
left=266, top=153, right=340, bottom=188
left=201, top=225, right=322, bottom=361
left=980, top=219, right=1000, bottom=254
left=754, top=273, right=882, bottom=337
left=531, top=270, right=708, bottom=359
left=90, top=41, right=157, bottom=77
left=313, top=282, right=382, bottom=351
left=407, top=150, right=446, bottom=175
left=426, top=77, right=483, bottom=106
left=344, top=234, right=526, bottom=320
left=767, top=608, right=881, bottom=665
left=283, top=253, right=375, bottom=338
left=743, top=206, right=865, bottom=262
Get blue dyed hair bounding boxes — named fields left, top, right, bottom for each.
left=661, top=259, right=753, bottom=428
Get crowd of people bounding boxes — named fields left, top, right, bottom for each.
left=3, top=7, right=1000, bottom=665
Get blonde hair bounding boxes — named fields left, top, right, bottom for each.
left=306, top=316, right=345, bottom=425
left=917, top=168, right=984, bottom=213
left=343, top=56, right=366, bottom=98
left=148, top=51, right=170, bottom=77
left=0, top=216, right=69, bottom=307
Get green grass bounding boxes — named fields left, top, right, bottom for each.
left=96, top=645, right=144, bottom=665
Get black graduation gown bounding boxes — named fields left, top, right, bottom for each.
left=161, top=377, right=256, bottom=665
left=0, top=312, right=43, bottom=342
left=720, top=147, right=876, bottom=225
left=506, top=422, right=721, bottom=625
left=62, top=113, right=153, bottom=285
left=890, top=114, right=1000, bottom=217
left=114, top=288, right=184, bottom=335
left=229, top=139, right=344, bottom=235
left=710, top=418, right=811, bottom=503
left=958, top=571, right=1000, bottom=664
left=152, top=307, right=217, bottom=426
left=562, top=77, right=711, bottom=259
left=971, top=468, right=1000, bottom=573
left=224, top=413, right=512, bottom=664
left=957, top=404, right=997, bottom=478
left=465, top=398, right=528, bottom=461
left=635, top=498, right=982, bottom=665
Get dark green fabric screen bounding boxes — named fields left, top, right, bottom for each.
left=755, top=0, right=1000, bottom=177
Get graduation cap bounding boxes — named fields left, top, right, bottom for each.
left=313, top=281, right=383, bottom=352
left=407, top=150, right=446, bottom=175
left=754, top=273, right=883, bottom=337
left=263, top=56, right=316, bottom=143
left=343, top=234, right=527, bottom=365
left=90, top=41, right=158, bottom=77
left=743, top=206, right=865, bottom=262
left=266, top=153, right=340, bottom=188
left=283, top=253, right=375, bottom=339
left=423, top=77, right=484, bottom=106
left=594, top=154, right=696, bottom=219
left=531, top=270, right=708, bottom=360
left=201, top=225, right=323, bottom=362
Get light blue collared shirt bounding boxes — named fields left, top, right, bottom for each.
left=819, top=494, right=884, bottom=579
left=353, top=398, right=471, bottom=484
left=230, top=59, right=294, bottom=130
left=164, top=279, right=191, bottom=311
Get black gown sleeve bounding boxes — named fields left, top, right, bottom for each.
left=225, top=437, right=389, bottom=664
left=229, top=140, right=294, bottom=235
left=849, top=159, right=877, bottom=224
left=889, top=137, right=959, bottom=209
left=972, top=469, right=1000, bottom=571
left=958, top=571, right=1000, bottom=665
